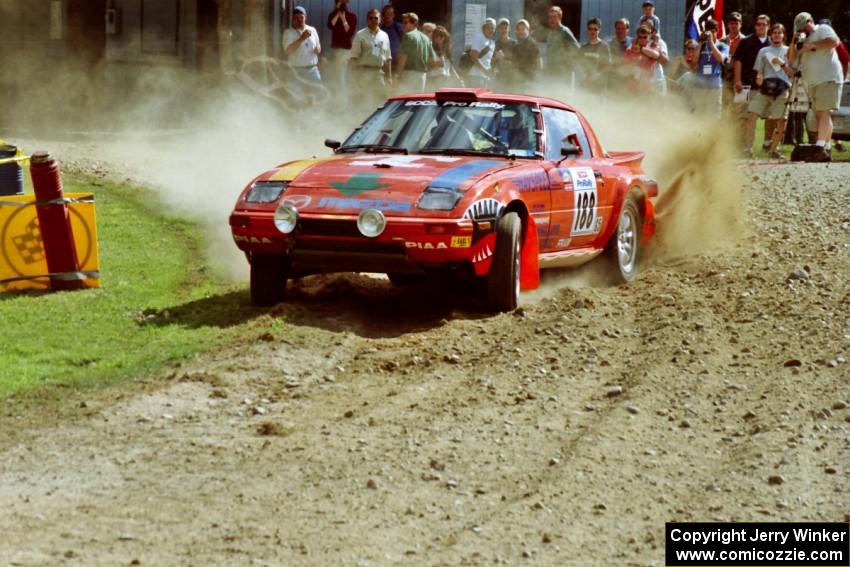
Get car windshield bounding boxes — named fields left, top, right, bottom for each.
left=339, top=100, right=540, bottom=158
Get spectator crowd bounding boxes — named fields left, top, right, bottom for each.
left=283, top=2, right=849, bottom=160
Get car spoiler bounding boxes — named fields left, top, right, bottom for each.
left=606, top=151, right=645, bottom=172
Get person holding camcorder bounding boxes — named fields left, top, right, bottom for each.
left=788, top=12, right=843, bottom=161
left=691, top=19, right=729, bottom=115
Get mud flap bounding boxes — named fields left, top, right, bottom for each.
left=520, top=216, right=539, bottom=291
left=641, top=196, right=656, bottom=244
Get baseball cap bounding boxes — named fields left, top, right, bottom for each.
left=642, top=1, right=654, bottom=6
left=293, top=5, right=306, bottom=15
left=793, top=12, right=812, bottom=32
left=726, top=12, right=742, bottom=23
left=483, top=17, right=496, bottom=27
left=497, top=18, right=510, bottom=26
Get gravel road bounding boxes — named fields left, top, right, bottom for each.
left=1, top=150, right=848, bottom=565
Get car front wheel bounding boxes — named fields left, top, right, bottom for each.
left=250, top=254, right=287, bottom=306
left=487, top=212, right=521, bottom=312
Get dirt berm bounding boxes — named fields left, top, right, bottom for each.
left=1, top=162, right=849, bottom=566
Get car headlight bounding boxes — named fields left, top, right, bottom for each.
left=418, top=186, right=464, bottom=211
left=245, top=181, right=288, bottom=203
left=274, top=203, right=298, bottom=234
left=357, top=209, right=386, bottom=238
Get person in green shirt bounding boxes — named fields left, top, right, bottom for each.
left=396, top=12, right=434, bottom=93
left=543, top=6, right=580, bottom=82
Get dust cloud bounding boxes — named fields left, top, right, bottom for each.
left=3, top=54, right=744, bottom=284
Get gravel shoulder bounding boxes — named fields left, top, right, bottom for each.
left=1, top=162, right=849, bottom=566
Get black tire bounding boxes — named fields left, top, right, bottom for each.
left=487, top=212, right=521, bottom=312
left=386, top=272, right=426, bottom=286
left=604, top=196, right=642, bottom=285
left=250, top=255, right=287, bottom=306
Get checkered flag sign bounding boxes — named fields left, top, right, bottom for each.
left=12, top=217, right=45, bottom=265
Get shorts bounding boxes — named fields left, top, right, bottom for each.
left=809, top=81, right=842, bottom=112
left=748, top=91, right=788, bottom=120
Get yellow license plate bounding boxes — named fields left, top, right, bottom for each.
left=450, top=236, right=472, bottom=248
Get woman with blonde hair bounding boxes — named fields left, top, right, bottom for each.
left=428, top=25, right=464, bottom=88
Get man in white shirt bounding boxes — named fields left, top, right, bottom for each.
left=468, top=18, right=496, bottom=88
left=283, top=6, right=322, bottom=101
left=789, top=11, right=843, bottom=160
left=350, top=9, right=392, bottom=107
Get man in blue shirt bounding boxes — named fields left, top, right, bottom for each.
left=692, top=19, right=728, bottom=115
left=380, top=4, right=404, bottom=71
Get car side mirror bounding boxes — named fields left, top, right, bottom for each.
left=560, top=143, right=581, bottom=157
left=324, top=139, right=341, bottom=151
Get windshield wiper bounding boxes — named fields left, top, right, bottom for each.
left=419, top=148, right=510, bottom=158
left=337, top=144, right=409, bottom=154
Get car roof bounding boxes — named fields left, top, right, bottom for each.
left=388, top=88, right=578, bottom=112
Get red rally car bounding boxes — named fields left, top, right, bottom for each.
left=230, top=88, right=658, bottom=311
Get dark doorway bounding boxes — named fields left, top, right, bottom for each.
left=197, top=0, right=220, bottom=73
left=391, top=0, right=451, bottom=28
left=67, top=0, right=107, bottom=67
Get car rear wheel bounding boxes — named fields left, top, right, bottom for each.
left=250, top=254, right=287, bottom=306
left=604, top=196, right=642, bottom=284
left=487, top=212, right=521, bottom=312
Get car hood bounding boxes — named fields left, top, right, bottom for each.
left=265, top=154, right=515, bottom=216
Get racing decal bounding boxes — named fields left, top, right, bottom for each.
left=350, top=155, right=460, bottom=168
left=330, top=173, right=390, bottom=197
left=431, top=160, right=503, bottom=191
left=405, top=241, right=448, bottom=249
left=450, top=236, right=472, bottom=248
left=463, top=198, right=504, bottom=220
left=281, top=195, right=311, bottom=208
left=269, top=159, right=324, bottom=182
left=510, top=171, right=549, bottom=193
left=556, top=238, right=571, bottom=248
left=317, top=197, right=411, bottom=213
left=567, top=167, right=601, bottom=237
left=472, top=243, right=493, bottom=263
left=234, top=235, right=273, bottom=245
left=404, top=100, right=506, bottom=109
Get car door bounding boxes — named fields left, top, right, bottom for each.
left=540, top=106, right=609, bottom=250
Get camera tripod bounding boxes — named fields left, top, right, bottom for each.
left=781, top=68, right=809, bottom=146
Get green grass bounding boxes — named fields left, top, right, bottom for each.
left=0, top=173, right=261, bottom=399
left=751, top=119, right=850, bottom=161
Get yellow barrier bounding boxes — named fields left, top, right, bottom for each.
left=0, top=193, right=100, bottom=291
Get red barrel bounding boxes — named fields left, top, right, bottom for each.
left=30, top=151, right=82, bottom=291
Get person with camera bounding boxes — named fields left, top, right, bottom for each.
left=744, top=23, right=792, bottom=159
left=789, top=12, right=844, bottom=161
left=691, top=19, right=729, bottom=115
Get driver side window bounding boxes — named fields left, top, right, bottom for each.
left=541, top=107, right=591, bottom=161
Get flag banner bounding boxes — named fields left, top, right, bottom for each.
left=686, top=0, right=725, bottom=40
